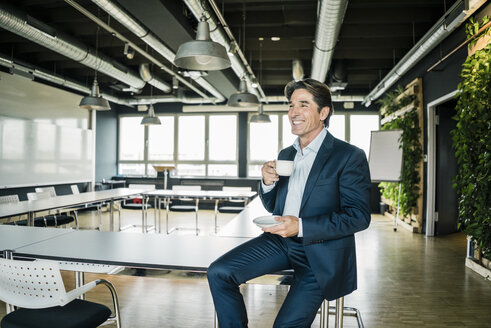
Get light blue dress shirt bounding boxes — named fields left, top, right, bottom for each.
left=262, top=128, right=328, bottom=237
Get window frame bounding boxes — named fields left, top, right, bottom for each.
left=246, top=111, right=380, bottom=176
left=118, top=112, right=239, bottom=177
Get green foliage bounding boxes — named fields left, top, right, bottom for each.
left=452, top=20, right=491, bottom=259
left=376, top=87, right=422, bottom=218
left=466, top=16, right=491, bottom=49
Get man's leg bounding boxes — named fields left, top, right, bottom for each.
left=207, top=233, right=290, bottom=328
left=273, top=238, right=325, bottom=328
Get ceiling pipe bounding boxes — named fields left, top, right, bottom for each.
left=0, top=53, right=217, bottom=107
left=0, top=3, right=149, bottom=91
left=310, top=0, right=348, bottom=83
left=88, top=0, right=224, bottom=102
left=183, top=0, right=265, bottom=101
left=363, top=0, right=468, bottom=106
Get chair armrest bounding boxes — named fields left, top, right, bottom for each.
left=64, top=280, right=97, bottom=305
left=64, top=279, right=121, bottom=327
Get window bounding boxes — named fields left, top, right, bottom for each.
left=209, top=115, right=237, bottom=161
left=119, top=117, right=144, bottom=161
left=118, top=113, right=238, bottom=177
left=328, top=114, right=346, bottom=141
left=178, top=116, right=205, bottom=161
left=148, top=116, right=174, bottom=161
left=350, top=114, right=380, bottom=158
left=247, top=111, right=379, bottom=177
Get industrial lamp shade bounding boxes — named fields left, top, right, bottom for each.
left=141, top=104, right=161, bottom=125
left=250, top=104, right=271, bottom=123
left=174, top=19, right=231, bottom=71
left=79, top=77, right=110, bottom=111
left=228, top=79, right=259, bottom=107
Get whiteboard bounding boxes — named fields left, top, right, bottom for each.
left=0, top=116, right=93, bottom=188
left=368, top=130, right=403, bottom=182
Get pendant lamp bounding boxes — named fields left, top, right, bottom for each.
left=141, top=104, right=161, bottom=125
left=79, top=26, right=110, bottom=111
left=250, top=104, right=271, bottom=123
left=174, top=16, right=230, bottom=71
left=79, top=77, right=110, bottom=110
left=228, top=78, right=259, bottom=107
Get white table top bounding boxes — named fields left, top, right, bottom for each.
left=0, top=188, right=146, bottom=219
left=146, top=189, right=257, bottom=200
left=0, top=225, right=73, bottom=252
left=11, top=228, right=251, bottom=271
left=217, top=197, right=270, bottom=238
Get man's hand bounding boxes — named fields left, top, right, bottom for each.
left=262, top=216, right=299, bottom=238
left=261, top=160, right=279, bottom=186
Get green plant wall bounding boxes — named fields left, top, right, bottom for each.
left=377, top=86, right=423, bottom=218
left=451, top=16, right=491, bottom=259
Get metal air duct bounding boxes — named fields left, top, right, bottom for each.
left=90, top=0, right=224, bottom=102
left=0, top=3, right=147, bottom=91
left=310, top=0, right=348, bottom=83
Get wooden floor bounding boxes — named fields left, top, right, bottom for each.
left=2, top=207, right=491, bottom=327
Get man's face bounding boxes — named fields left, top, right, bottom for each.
left=288, top=88, right=329, bottom=144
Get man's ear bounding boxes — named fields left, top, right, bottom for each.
left=320, top=106, right=329, bottom=121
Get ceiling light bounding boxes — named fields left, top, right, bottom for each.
left=250, top=104, right=271, bottom=123
left=123, top=43, right=135, bottom=59
left=174, top=16, right=231, bottom=71
left=228, top=78, right=259, bottom=107
left=292, top=59, right=304, bottom=81
left=141, top=104, right=161, bottom=125
left=79, top=27, right=110, bottom=111
left=79, top=77, right=110, bottom=111
left=271, top=37, right=280, bottom=41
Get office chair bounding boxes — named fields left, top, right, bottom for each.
left=166, top=185, right=201, bottom=235
left=0, top=195, right=22, bottom=224
left=26, top=191, right=78, bottom=228
left=0, top=258, right=121, bottom=328
left=120, top=184, right=155, bottom=232
left=214, top=186, right=252, bottom=233
left=70, top=185, right=104, bottom=230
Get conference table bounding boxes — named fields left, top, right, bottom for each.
left=0, top=188, right=147, bottom=231
left=145, top=189, right=257, bottom=234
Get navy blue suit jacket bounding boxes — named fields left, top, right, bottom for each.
left=260, top=131, right=371, bottom=300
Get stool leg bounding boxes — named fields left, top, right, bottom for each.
left=335, top=297, right=344, bottom=328
left=320, top=299, right=329, bottom=328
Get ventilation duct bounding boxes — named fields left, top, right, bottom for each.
left=363, top=0, right=468, bottom=105
left=0, top=3, right=147, bottom=91
left=0, top=53, right=218, bottom=106
left=90, top=0, right=224, bottom=102
left=183, top=0, right=265, bottom=101
left=311, top=0, right=348, bottom=83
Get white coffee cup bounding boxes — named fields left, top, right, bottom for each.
left=275, top=160, right=294, bottom=176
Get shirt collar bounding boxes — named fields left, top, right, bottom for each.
left=292, top=127, right=327, bottom=154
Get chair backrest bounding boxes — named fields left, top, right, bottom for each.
left=0, top=194, right=20, bottom=204
left=35, top=187, right=57, bottom=197
left=0, top=258, right=67, bottom=309
left=27, top=191, right=52, bottom=201
left=222, top=186, right=252, bottom=192
left=128, top=184, right=156, bottom=191
left=71, top=185, right=80, bottom=194
left=172, top=185, right=201, bottom=191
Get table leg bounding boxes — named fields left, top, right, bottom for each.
left=109, top=199, right=114, bottom=232
left=214, top=199, right=219, bottom=234
left=142, top=196, right=146, bottom=234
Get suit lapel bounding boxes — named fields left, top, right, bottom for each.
left=300, top=132, right=334, bottom=213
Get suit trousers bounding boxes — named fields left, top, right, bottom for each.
left=207, top=233, right=325, bottom=328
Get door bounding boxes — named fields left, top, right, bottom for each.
left=435, top=99, right=458, bottom=235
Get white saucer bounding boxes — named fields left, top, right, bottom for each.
left=253, top=215, right=282, bottom=228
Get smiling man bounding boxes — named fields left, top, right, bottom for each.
left=207, top=78, right=371, bottom=328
